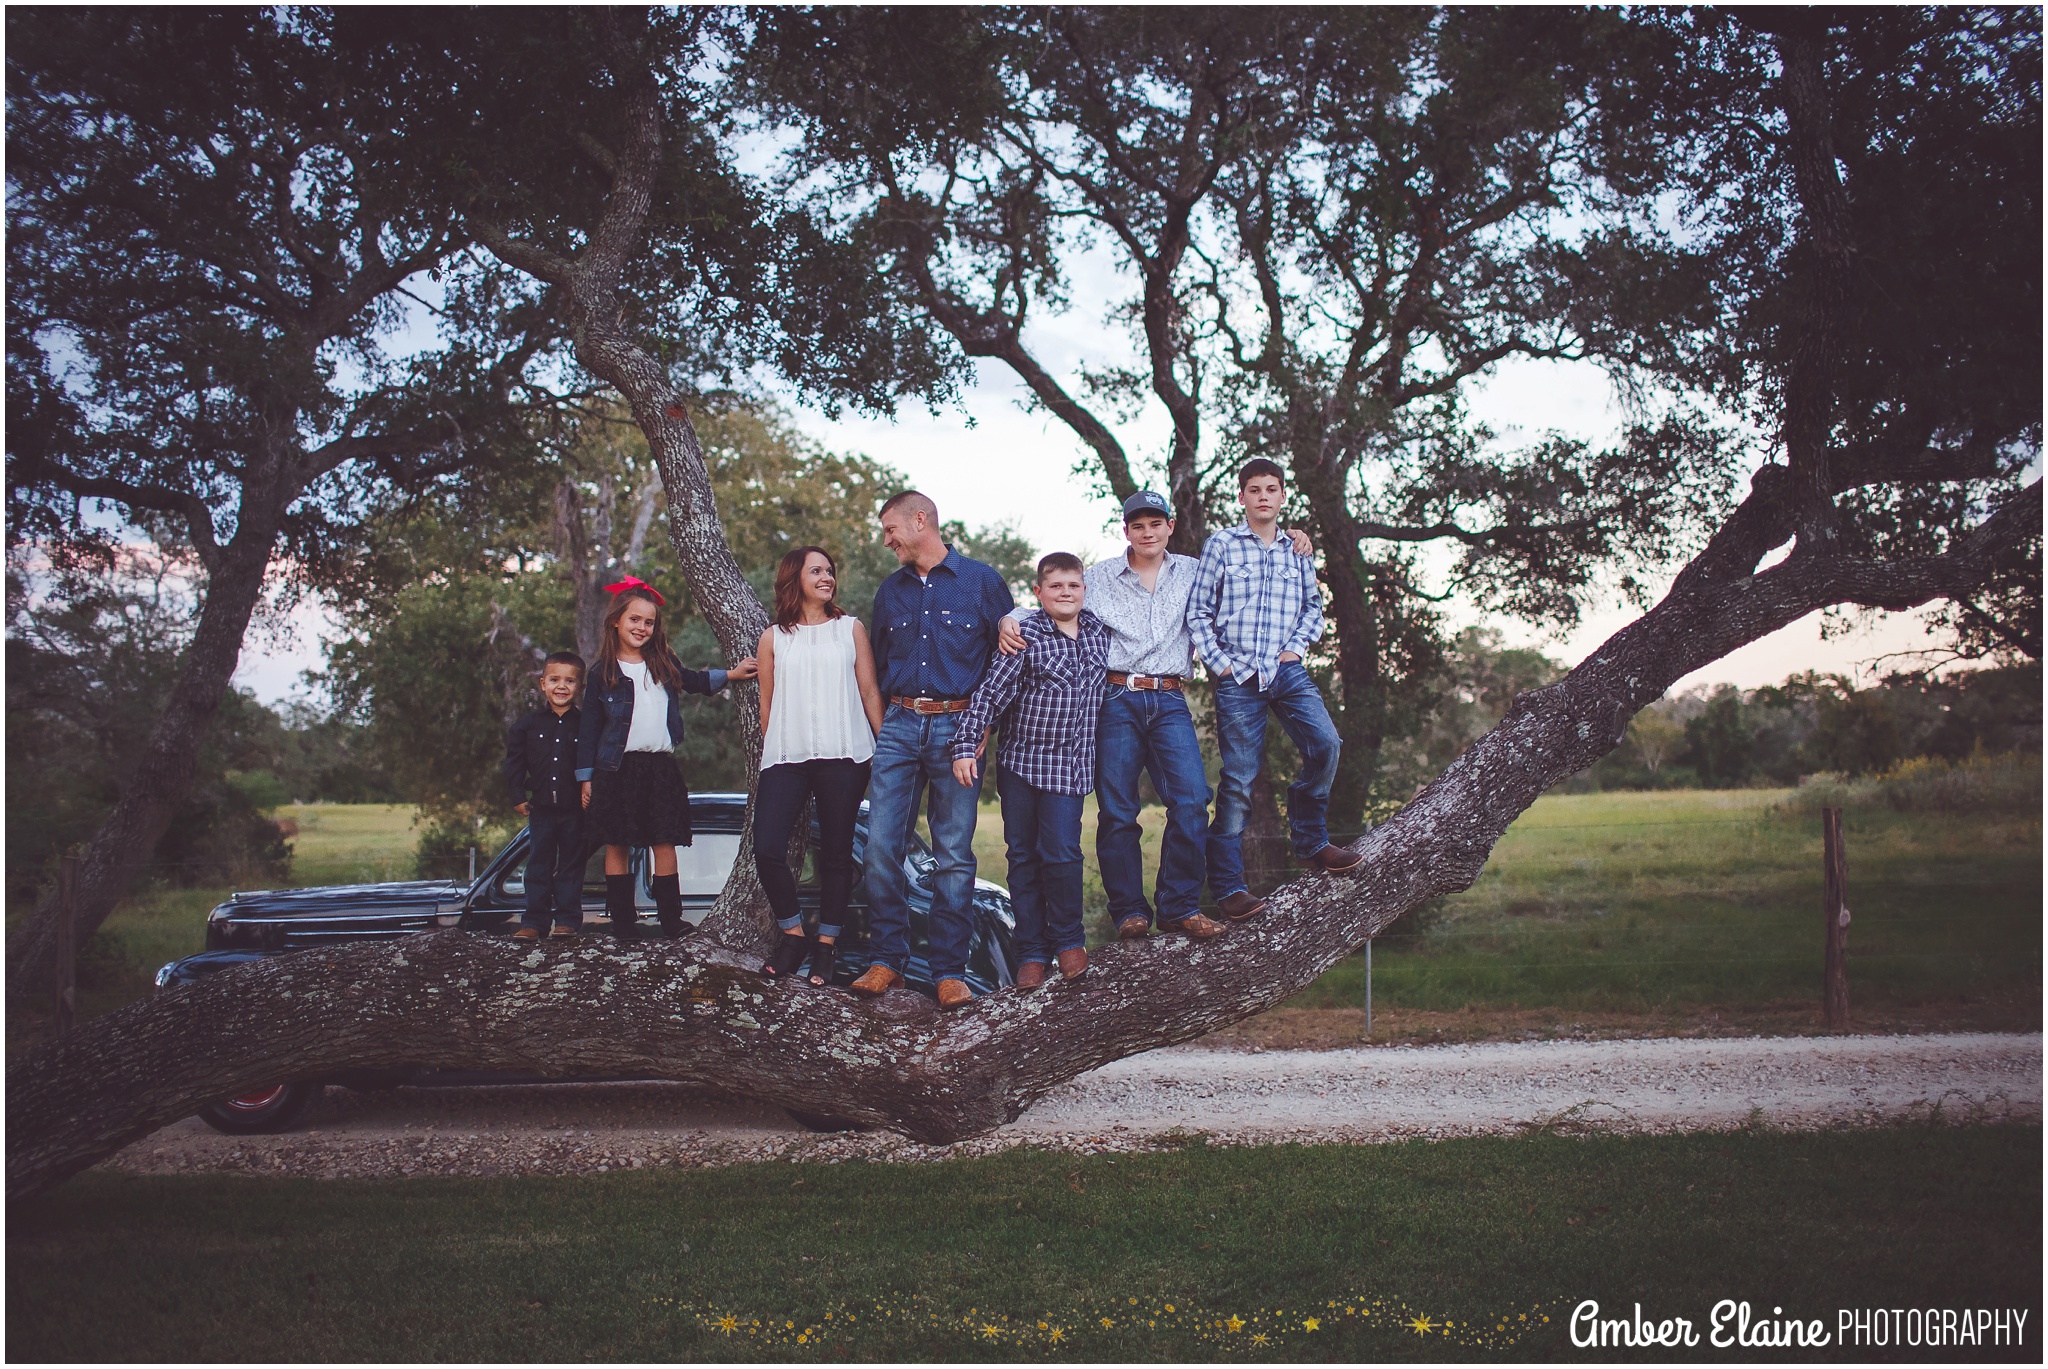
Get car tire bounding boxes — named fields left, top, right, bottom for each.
left=785, top=1108, right=866, bottom=1134
left=197, top=1081, right=320, bottom=1135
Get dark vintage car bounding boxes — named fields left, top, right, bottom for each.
left=156, top=793, right=1016, bottom=1133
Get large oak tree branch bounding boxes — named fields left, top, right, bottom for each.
left=879, top=194, right=1139, bottom=502
left=1766, top=17, right=1857, bottom=552
left=5, top=533, right=277, bottom=1001
left=465, top=35, right=777, bottom=950
left=11, top=477, right=2033, bottom=1199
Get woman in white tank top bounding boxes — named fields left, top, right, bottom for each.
left=753, top=546, right=884, bottom=986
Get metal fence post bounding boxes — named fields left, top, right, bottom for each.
left=1822, top=807, right=1850, bottom=1029
left=1363, top=940, right=1373, bottom=1039
left=55, top=853, right=78, bottom=1036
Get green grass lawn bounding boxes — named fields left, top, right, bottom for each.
left=9, top=1127, right=2038, bottom=1362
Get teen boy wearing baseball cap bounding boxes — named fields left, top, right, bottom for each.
left=998, top=491, right=1315, bottom=934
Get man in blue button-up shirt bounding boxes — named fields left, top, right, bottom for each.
left=850, top=491, right=1016, bottom=1003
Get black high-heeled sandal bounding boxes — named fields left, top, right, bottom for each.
left=806, top=939, right=839, bottom=988
left=763, top=931, right=811, bottom=979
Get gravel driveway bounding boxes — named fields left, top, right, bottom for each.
left=105, top=1032, right=2040, bottom=1180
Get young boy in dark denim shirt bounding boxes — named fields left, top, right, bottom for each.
left=505, top=651, right=587, bottom=939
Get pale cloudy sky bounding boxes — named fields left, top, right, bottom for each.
left=782, top=353, right=1942, bottom=692
left=232, top=289, right=1943, bottom=706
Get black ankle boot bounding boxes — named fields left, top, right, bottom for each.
left=651, top=872, right=686, bottom=939
left=605, top=873, right=640, bottom=942
left=764, top=931, right=811, bottom=978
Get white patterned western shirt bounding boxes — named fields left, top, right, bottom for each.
left=1187, top=523, right=1326, bottom=689
left=1007, top=551, right=1203, bottom=677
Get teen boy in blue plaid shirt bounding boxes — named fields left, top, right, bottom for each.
left=1189, top=459, right=1364, bottom=911
left=952, top=552, right=1109, bottom=992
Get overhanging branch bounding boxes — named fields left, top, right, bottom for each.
left=11, top=479, right=2033, bottom=1199
left=23, top=458, right=224, bottom=570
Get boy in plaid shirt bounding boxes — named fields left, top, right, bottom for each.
left=952, top=552, right=1109, bottom=992
left=1189, top=459, right=1363, bottom=913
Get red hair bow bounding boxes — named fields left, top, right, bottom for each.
left=604, top=575, right=666, bottom=607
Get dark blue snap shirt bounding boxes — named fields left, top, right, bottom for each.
left=869, top=547, right=1016, bottom=700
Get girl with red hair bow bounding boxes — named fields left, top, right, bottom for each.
left=575, top=578, right=758, bottom=940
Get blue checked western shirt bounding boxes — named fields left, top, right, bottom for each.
left=869, top=547, right=1017, bottom=700
left=1188, top=523, right=1325, bottom=688
left=951, top=610, right=1110, bottom=795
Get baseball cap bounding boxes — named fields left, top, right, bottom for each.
left=1121, top=490, right=1173, bottom=523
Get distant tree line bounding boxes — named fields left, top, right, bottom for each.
left=4, top=555, right=397, bottom=911
left=1590, top=663, right=2041, bottom=791
left=1337, top=631, right=2039, bottom=799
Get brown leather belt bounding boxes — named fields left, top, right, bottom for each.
left=1107, top=671, right=1182, bottom=691
left=890, top=695, right=972, bottom=714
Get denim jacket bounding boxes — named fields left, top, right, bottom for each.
left=574, top=658, right=727, bottom=781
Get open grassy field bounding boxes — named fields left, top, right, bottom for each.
left=57, top=786, right=2040, bottom=1044
left=61, top=804, right=424, bottom=1028
left=1284, top=789, right=2041, bottom=1039
left=282, top=802, right=422, bottom=887
left=9, top=1126, right=2038, bottom=1362
left=975, top=786, right=2039, bottom=1039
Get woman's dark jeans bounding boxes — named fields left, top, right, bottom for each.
left=753, top=758, right=871, bottom=938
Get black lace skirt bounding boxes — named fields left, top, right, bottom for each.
left=586, top=751, right=694, bottom=848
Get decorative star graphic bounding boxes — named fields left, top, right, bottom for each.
left=1226, top=1316, right=1245, bottom=1332
left=1304, top=1317, right=1320, bottom=1331
left=980, top=1324, right=1001, bottom=1341
left=1251, top=1333, right=1269, bottom=1345
left=1408, top=1314, right=1437, bottom=1336
left=1048, top=1327, right=1065, bottom=1343
left=715, top=1315, right=737, bottom=1334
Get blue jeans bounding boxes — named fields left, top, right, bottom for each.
left=1096, top=685, right=1210, bottom=925
left=1207, top=661, right=1342, bottom=898
left=996, top=765, right=1086, bottom=965
left=521, top=807, right=586, bottom=932
left=864, top=705, right=983, bottom=981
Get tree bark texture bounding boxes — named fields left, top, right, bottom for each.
left=554, top=471, right=617, bottom=664
left=470, top=46, right=775, bottom=952
left=6, top=534, right=276, bottom=1001
left=1291, top=455, right=1386, bottom=831
left=1771, top=23, right=1856, bottom=553
left=12, top=476, right=2031, bottom=1198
